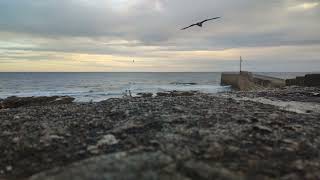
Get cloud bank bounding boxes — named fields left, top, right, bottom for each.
left=0, top=0, right=319, bottom=72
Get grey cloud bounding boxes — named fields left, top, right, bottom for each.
left=0, top=0, right=319, bottom=67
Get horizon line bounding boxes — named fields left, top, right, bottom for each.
left=0, top=71, right=317, bottom=73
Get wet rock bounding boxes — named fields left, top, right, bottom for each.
left=136, top=93, right=153, bottom=98
left=156, top=92, right=170, bottom=97
left=0, top=96, right=74, bottom=109
left=156, top=91, right=197, bottom=97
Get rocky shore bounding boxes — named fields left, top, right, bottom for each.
left=0, top=87, right=320, bottom=180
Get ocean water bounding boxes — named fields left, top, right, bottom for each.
left=0, top=72, right=229, bottom=102
left=0, top=72, right=310, bottom=102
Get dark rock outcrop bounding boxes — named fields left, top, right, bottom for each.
left=305, top=74, right=320, bottom=87
left=0, top=96, right=75, bottom=109
left=156, top=91, right=197, bottom=97
left=136, top=93, right=153, bottom=98
left=286, top=74, right=320, bottom=87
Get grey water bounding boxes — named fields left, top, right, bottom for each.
left=0, top=72, right=308, bottom=102
left=0, top=72, right=228, bottom=102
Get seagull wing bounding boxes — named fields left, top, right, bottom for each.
left=200, top=17, right=221, bottom=24
left=181, top=24, right=197, bottom=30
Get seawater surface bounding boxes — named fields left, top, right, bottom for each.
left=0, top=72, right=310, bottom=102
left=0, top=72, right=228, bottom=102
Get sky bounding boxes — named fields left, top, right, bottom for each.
left=0, top=0, right=319, bottom=72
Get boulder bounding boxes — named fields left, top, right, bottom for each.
left=0, top=96, right=75, bottom=109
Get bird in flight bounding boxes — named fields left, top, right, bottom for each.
left=181, top=17, right=221, bottom=30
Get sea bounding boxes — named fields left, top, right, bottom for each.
left=0, top=72, right=310, bottom=102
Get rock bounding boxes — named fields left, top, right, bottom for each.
left=87, top=146, right=99, bottom=154
left=0, top=88, right=319, bottom=179
left=252, top=125, right=272, bottom=133
left=48, top=135, right=64, bottom=140
left=52, top=96, right=75, bottom=104
left=6, top=166, right=12, bottom=172
left=181, top=160, right=241, bottom=180
left=136, top=93, right=153, bottom=98
left=280, top=173, right=300, bottom=180
left=291, top=160, right=305, bottom=171
left=156, top=91, right=197, bottom=97
left=156, top=92, right=170, bottom=97
left=204, top=142, right=224, bottom=159
left=12, top=137, right=20, bottom=143
left=29, top=151, right=176, bottom=180
left=0, top=96, right=75, bottom=109
left=171, top=91, right=197, bottom=97
left=97, top=134, right=119, bottom=147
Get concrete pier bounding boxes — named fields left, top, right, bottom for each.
left=221, top=71, right=285, bottom=90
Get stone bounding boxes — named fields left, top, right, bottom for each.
left=137, top=93, right=153, bottom=98
left=181, top=160, right=241, bottom=180
left=6, top=166, right=12, bottom=171
left=97, top=134, right=119, bottom=147
left=0, top=96, right=75, bottom=109
left=29, top=152, right=176, bottom=180
left=48, top=135, right=64, bottom=140
left=253, top=125, right=272, bottom=133
left=12, top=137, right=20, bottom=143
left=205, top=142, right=224, bottom=159
left=87, top=145, right=99, bottom=154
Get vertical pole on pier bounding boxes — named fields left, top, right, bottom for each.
left=240, top=56, right=243, bottom=73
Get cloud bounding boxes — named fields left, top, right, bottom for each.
left=288, top=2, right=319, bottom=11
left=0, top=0, right=319, bottom=71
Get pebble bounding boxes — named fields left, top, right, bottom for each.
left=6, top=166, right=12, bottom=171
left=97, top=134, right=118, bottom=147
left=49, top=135, right=64, bottom=140
left=253, top=125, right=273, bottom=133
left=87, top=146, right=99, bottom=154
left=12, top=137, right=20, bottom=143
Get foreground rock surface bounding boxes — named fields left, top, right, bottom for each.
left=0, top=89, right=320, bottom=180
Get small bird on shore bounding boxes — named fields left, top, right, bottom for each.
left=181, top=17, right=221, bottom=30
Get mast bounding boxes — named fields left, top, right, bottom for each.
left=240, top=56, right=242, bottom=73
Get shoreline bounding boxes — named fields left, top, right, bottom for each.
left=0, top=86, right=320, bottom=180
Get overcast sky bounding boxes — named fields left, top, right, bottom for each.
left=0, top=0, right=319, bottom=72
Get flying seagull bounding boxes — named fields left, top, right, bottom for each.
left=181, top=17, right=221, bottom=30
